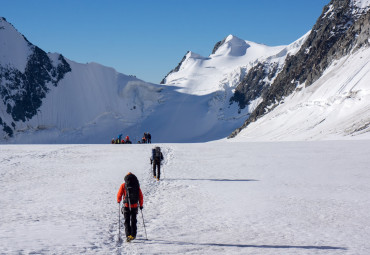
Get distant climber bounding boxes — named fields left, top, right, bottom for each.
left=125, top=136, right=132, bottom=144
left=151, top=147, right=164, bottom=180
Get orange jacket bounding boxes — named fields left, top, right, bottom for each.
left=117, top=183, right=144, bottom=208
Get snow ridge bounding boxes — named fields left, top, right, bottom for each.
left=0, top=17, right=32, bottom=72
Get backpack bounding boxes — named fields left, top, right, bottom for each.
left=124, top=174, right=140, bottom=205
left=153, top=147, right=161, bottom=160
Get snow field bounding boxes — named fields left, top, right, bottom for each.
left=1, top=141, right=370, bottom=254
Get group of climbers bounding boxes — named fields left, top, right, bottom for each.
left=112, top=134, right=132, bottom=144
left=116, top=146, right=164, bottom=242
left=112, top=132, right=153, bottom=144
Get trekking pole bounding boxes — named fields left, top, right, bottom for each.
left=118, top=202, right=121, bottom=241
left=140, top=209, right=148, bottom=240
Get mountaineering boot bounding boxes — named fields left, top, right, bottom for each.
left=157, top=177, right=160, bottom=181
left=154, top=176, right=156, bottom=179
left=126, top=236, right=131, bottom=242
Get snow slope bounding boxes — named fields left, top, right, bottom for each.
left=235, top=47, right=370, bottom=141
left=13, top=59, right=162, bottom=143
left=1, top=141, right=370, bottom=254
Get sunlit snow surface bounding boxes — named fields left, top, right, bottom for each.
left=1, top=141, right=370, bottom=254
left=236, top=47, right=370, bottom=141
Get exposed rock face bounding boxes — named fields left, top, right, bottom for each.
left=0, top=18, right=71, bottom=137
left=229, top=0, right=370, bottom=138
left=230, top=62, right=279, bottom=110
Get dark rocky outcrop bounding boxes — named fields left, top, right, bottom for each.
left=0, top=116, right=13, bottom=137
left=230, top=62, right=279, bottom=110
left=229, top=0, right=370, bottom=138
left=0, top=46, right=71, bottom=137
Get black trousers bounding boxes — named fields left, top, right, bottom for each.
left=123, top=207, right=138, bottom=237
left=153, top=160, right=161, bottom=179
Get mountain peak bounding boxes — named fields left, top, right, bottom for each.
left=224, top=34, right=243, bottom=43
left=186, top=51, right=207, bottom=60
left=212, top=34, right=250, bottom=57
left=0, top=17, right=33, bottom=72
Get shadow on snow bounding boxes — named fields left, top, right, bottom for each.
left=166, top=178, right=259, bottom=182
left=145, top=239, right=347, bottom=251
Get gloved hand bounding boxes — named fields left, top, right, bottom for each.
left=150, top=160, right=152, bottom=164
left=140, top=206, right=143, bottom=210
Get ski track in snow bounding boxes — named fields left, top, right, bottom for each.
left=1, top=142, right=370, bottom=254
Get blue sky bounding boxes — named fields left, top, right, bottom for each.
left=1, top=0, right=329, bottom=83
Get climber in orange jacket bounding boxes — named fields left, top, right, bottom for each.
left=117, top=172, right=144, bottom=241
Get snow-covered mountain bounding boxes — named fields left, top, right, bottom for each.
left=162, top=0, right=370, bottom=142
left=158, top=34, right=308, bottom=142
left=1, top=0, right=369, bottom=144
left=161, top=33, right=307, bottom=111
left=0, top=17, right=162, bottom=143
